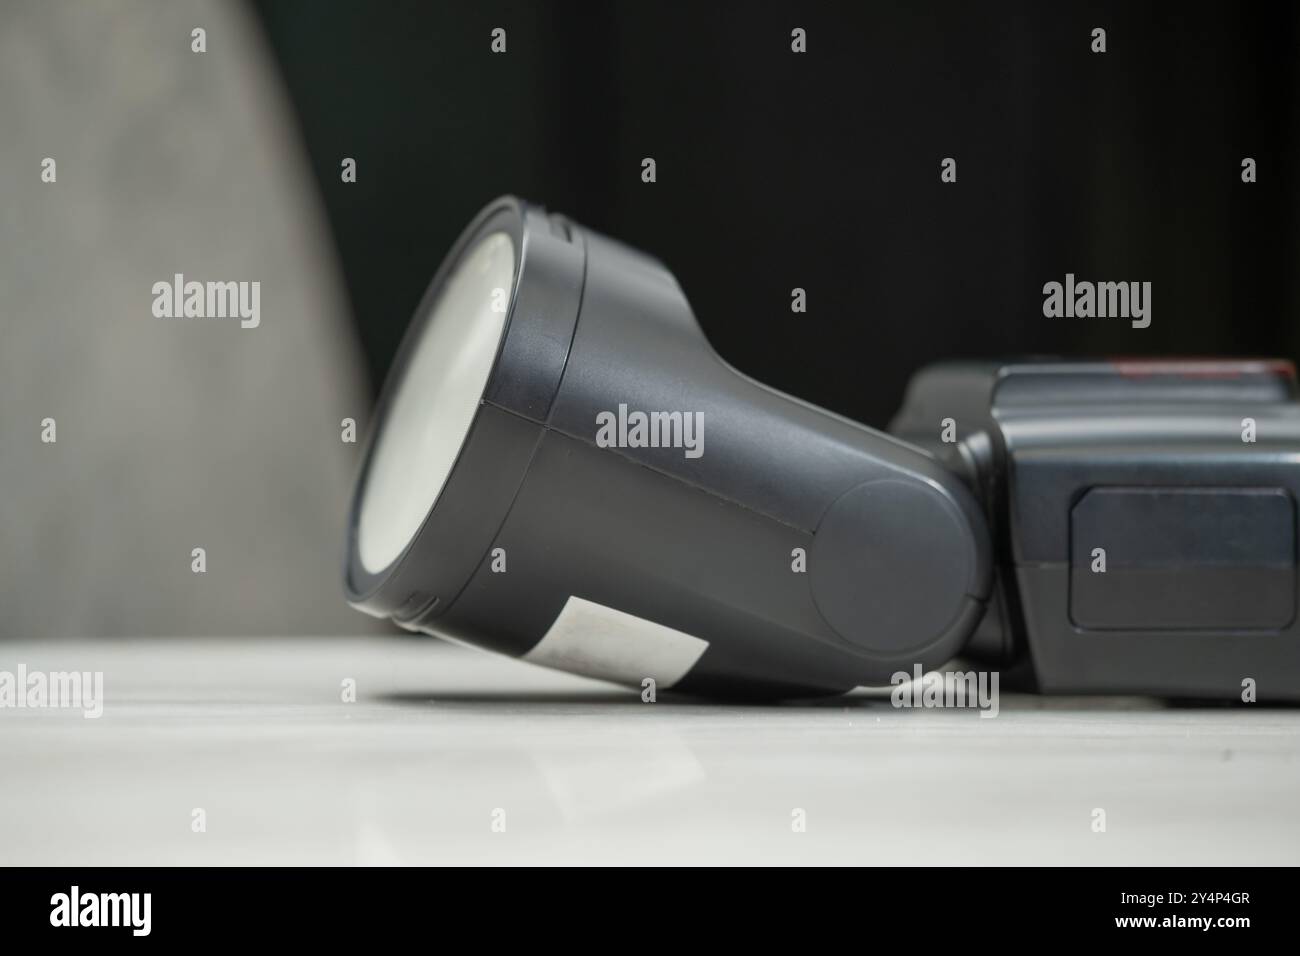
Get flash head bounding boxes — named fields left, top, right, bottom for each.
left=356, top=229, right=515, bottom=575
left=344, top=197, right=992, bottom=698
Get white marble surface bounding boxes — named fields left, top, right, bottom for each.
left=1, top=637, right=1297, bottom=865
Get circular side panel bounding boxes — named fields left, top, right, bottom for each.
left=809, top=478, right=977, bottom=656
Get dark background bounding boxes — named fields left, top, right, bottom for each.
left=253, top=0, right=1300, bottom=428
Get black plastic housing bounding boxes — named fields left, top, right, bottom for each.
left=345, top=197, right=993, bottom=697
left=890, top=359, right=1300, bottom=701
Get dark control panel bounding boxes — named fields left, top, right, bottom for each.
left=1069, top=487, right=1295, bottom=631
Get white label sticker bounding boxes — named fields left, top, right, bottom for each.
left=523, top=596, right=709, bottom=689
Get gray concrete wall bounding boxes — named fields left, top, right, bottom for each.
left=0, top=0, right=381, bottom=637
